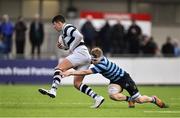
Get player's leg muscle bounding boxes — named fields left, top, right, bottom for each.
left=74, top=75, right=84, bottom=89
left=135, top=95, right=153, bottom=103
left=56, top=58, right=74, bottom=72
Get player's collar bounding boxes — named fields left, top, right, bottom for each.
left=62, top=23, right=67, bottom=32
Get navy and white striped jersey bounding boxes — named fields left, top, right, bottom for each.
left=61, top=24, right=84, bottom=51
left=90, top=57, right=125, bottom=82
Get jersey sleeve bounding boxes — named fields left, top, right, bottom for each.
left=90, top=63, right=106, bottom=74
left=90, top=67, right=99, bottom=73
left=69, top=30, right=83, bottom=51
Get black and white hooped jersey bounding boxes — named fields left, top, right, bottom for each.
left=90, top=57, right=125, bottom=82
left=61, top=23, right=84, bottom=51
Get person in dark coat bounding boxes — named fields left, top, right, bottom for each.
left=98, top=20, right=111, bottom=56
left=161, top=36, right=175, bottom=57
left=141, top=36, right=158, bottom=57
left=110, top=20, right=125, bottom=55
left=29, top=14, right=44, bottom=59
left=15, top=16, right=27, bottom=58
left=126, top=19, right=142, bottom=56
left=81, top=15, right=97, bottom=50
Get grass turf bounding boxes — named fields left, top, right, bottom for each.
left=0, top=85, right=180, bottom=117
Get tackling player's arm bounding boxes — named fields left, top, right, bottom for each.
left=63, top=69, right=94, bottom=77
left=62, top=63, right=102, bottom=77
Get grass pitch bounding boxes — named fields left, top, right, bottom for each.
left=0, top=85, right=180, bottom=117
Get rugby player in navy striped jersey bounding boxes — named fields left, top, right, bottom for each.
left=38, top=15, right=104, bottom=108
left=63, top=47, right=168, bottom=108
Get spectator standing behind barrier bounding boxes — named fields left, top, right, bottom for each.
left=110, top=20, right=125, bottom=55
left=29, top=14, right=44, bottom=59
left=141, top=36, right=158, bottom=57
left=14, top=16, right=27, bottom=59
left=161, top=36, right=175, bottom=57
left=81, top=15, right=97, bottom=50
left=0, top=14, right=14, bottom=59
left=126, top=19, right=142, bottom=56
left=0, top=17, right=5, bottom=54
left=173, top=41, right=180, bottom=57
left=98, top=20, right=111, bottom=56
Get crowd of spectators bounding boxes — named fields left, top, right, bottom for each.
left=0, top=14, right=180, bottom=59
left=81, top=17, right=180, bottom=57
left=0, top=14, right=44, bottom=59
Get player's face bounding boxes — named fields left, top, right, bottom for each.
left=92, top=59, right=101, bottom=64
left=53, top=21, right=63, bottom=32
left=91, top=57, right=100, bottom=64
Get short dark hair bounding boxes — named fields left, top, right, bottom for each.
left=52, top=15, right=65, bottom=23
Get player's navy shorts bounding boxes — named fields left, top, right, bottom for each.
left=110, top=72, right=139, bottom=97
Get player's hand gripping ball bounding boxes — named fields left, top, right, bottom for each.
left=57, top=35, right=68, bottom=50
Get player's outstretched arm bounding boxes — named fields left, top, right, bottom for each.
left=63, top=69, right=93, bottom=77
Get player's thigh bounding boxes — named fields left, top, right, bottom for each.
left=56, top=58, right=73, bottom=71
left=108, top=84, right=123, bottom=95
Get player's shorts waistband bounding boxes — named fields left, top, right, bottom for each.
left=75, top=42, right=85, bottom=49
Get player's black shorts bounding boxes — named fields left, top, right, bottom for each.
left=110, top=72, right=139, bottom=97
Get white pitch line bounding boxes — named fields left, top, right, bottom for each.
left=170, top=98, right=180, bottom=100
left=144, top=110, right=180, bottom=114
left=168, top=103, right=180, bottom=105
left=0, top=117, right=180, bottom=118
left=0, top=102, right=90, bottom=105
left=0, top=102, right=124, bottom=105
left=0, top=102, right=178, bottom=105
left=0, top=102, right=179, bottom=107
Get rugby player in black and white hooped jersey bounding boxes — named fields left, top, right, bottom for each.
left=38, top=15, right=104, bottom=108
left=62, top=47, right=168, bottom=108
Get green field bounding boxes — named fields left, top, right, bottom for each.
left=0, top=85, right=180, bottom=118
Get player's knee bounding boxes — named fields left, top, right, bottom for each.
left=108, top=84, right=122, bottom=95
left=55, top=67, right=65, bottom=72
left=108, top=84, right=122, bottom=100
